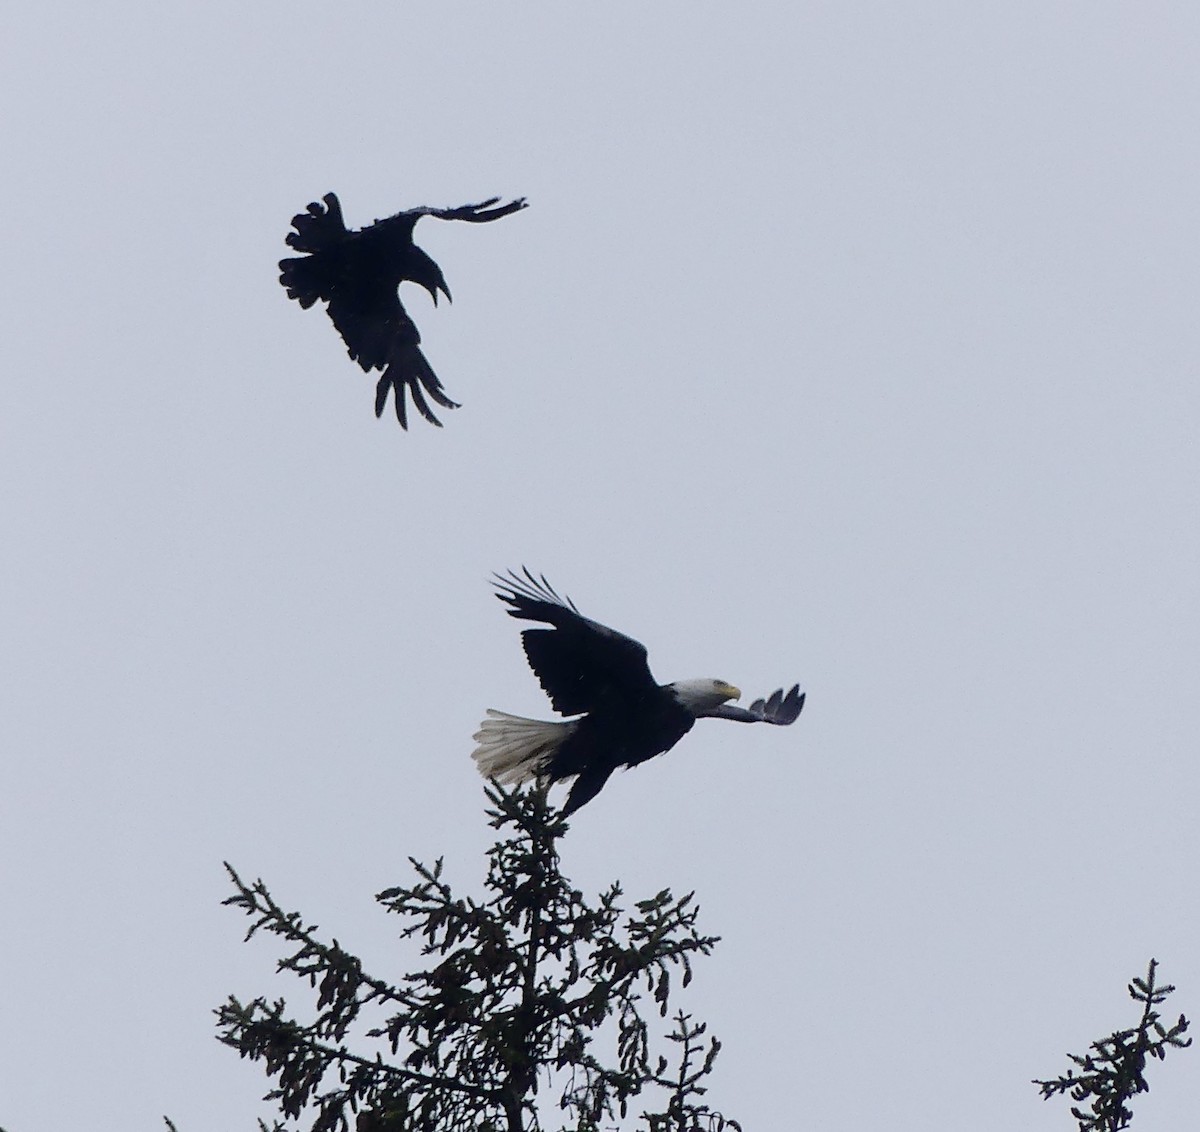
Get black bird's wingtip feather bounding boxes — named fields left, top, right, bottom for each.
left=374, top=369, right=461, bottom=430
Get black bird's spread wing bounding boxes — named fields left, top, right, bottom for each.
left=371, top=343, right=460, bottom=429
left=493, top=568, right=659, bottom=717
left=323, top=289, right=459, bottom=429
left=705, top=684, right=806, bottom=725
left=402, top=196, right=528, bottom=226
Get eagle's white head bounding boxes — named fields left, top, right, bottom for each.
left=669, top=678, right=742, bottom=716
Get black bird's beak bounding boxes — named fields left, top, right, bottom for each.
left=421, top=281, right=452, bottom=307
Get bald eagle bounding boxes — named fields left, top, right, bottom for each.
left=278, top=192, right=526, bottom=428
left=472, top=569, right=805, bottom=815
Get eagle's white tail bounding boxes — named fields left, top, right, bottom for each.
left=471, top=710, right=576, bottom=784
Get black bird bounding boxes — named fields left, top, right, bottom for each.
left=472, top=569, right=805, bottom=815
left=279, top=192, right=527, bottom=428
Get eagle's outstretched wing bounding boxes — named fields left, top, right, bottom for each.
left=493, top=568, right=659, bottom=717
left=705, top=684, right=805, bottom=725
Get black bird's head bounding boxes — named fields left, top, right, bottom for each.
left=408, top=246, right=453, bottom=306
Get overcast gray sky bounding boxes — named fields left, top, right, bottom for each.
left=2, top=3, right=1198, bottom=1129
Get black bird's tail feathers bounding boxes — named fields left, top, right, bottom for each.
left=278, top=255, right=330, bottom=309
left=278, top=193, right=348, bottom=308
left=284, top=192, right=347, bottom=253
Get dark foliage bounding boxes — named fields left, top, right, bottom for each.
left=1034, top=959, right=1191, bottom=1131
left=216, top=784, right=741, bottom=1132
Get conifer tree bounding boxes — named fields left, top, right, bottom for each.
left=217, top=784, right=741, bottom=1132
left=1034, top=958, right=1190, bottom=1131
